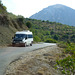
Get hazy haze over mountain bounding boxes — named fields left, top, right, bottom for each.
left=30, top=4, right=75, bottom=26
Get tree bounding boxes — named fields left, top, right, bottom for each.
left=17, top=16, right=24, bottom=23
left=0, top=0, right=1, bottom=4
left=71, top=34, right=75, bottom=42
left=34, top=36, right=41, bottom=42
left=62, top=34, right=69, bottom=40
left=26, top=21, right=32, bottom=28
left=53, top=34, right=58, bottom=40
left=50, top=30, right=54, bottom=35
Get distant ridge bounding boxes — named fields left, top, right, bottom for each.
left=30, top=4, right=75, bottom=26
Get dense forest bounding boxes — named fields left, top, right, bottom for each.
left=23, top=18, right=75, bottom=43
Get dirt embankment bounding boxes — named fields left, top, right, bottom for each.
left=5, top=45, right=63, bottom=75
left=0, top=14, right=28, bottom=46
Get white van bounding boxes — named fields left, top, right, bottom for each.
left=12, top=30, right=33, bottom=47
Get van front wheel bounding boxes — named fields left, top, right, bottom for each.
left=30, top=42, right=32, bottom=46
left=24, top=43, right=27, bottom=47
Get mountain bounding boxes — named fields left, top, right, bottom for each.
left=30, top=4, right=75, bottom=26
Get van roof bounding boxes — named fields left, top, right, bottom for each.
left=16, top=30, right=32, bottom=34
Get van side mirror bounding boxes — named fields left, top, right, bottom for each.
left=25, top=37, right=27, bottom=40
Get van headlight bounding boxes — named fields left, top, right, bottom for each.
left=22, top=39, right=25, bottom=43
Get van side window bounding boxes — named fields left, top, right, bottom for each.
left=28, top=35, right=33, bottom=38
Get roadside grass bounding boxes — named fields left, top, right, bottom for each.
left=56, top=42, right=75, bottom=75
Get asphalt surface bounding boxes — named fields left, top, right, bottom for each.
left=0, top=43, right=56, bottom=75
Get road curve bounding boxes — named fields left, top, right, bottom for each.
left=0, top=43, right=56, bottom=75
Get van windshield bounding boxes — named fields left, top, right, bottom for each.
left=14, top=34, right=26, bottom=38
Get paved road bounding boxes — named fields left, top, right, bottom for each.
left=0, top=43, right=56, bottom=75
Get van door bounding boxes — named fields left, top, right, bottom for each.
left=27, top=35, right=30, bottom=45
left=25, top=35, right=28, bottom=45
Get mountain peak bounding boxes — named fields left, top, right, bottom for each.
left=30, top=4, right=75, bottom=26
left=52, top=4, right=66, bottom=8
left=47, top=4, right=71, bottom=9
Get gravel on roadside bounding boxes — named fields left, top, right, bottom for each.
left=5, top=45, right=63, bottom=75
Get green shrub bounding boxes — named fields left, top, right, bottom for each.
left=56, top=43, right=75, bottom=75
left=65, top=43, right=75, bottom=54
left=26, top=21, right=32, bottom=28
left=56, top=56, right=75, bottom=75
left=57, top=42, right=67, bottom=48
left=45, top=38, right=57, bottom=43
left=33, top=36, right=41, bottom=42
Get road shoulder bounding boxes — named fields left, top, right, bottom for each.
left=5, top=45, right=63, bottom=75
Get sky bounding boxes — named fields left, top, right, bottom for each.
left=2, top=0, right=75, bottom=18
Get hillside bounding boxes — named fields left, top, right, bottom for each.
left=0, top=1, right=75, bottom=46
left=0, top=1, right=7, bottom=14
left=0, top=1, right=28, bottom=46
left=30, top=4, right=75, bottom=26
left=0, top=16, right=28, bottom=46
left=24, top=18, right=75, bottom=43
